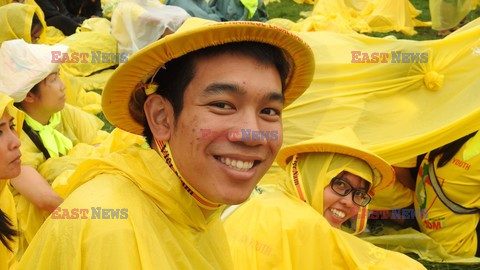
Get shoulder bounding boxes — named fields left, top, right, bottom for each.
left=226, top=189, right=326, bottom=230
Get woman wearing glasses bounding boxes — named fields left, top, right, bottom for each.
left=222, top=128, right=424, bottom=269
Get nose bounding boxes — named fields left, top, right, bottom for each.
left=59, top=77, right=66, bottom=92
left=227, top=111, right=267, bottom=146
left=8, top=128, right=21, bottom=150
left=339, top=194, right=356, bottom=208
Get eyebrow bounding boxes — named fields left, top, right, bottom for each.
left=337, top=177, right=367, bottom=191
left=203, top=83, right=284, bottom=105
left=0, top=117, right=12, bottom=127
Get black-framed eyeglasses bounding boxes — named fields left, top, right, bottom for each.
left=330, top=177, right=371, bottom=207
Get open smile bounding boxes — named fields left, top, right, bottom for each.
left=329, top=208, right=346, bottom=219
left=216, top=156, right=257, bottom=171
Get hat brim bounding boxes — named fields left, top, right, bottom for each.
left=102, top=19, right=315, bottom=135
left=277, top=141, right=395, bottom=192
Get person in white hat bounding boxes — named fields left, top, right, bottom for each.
left=0, top=39, right=106, bottom=256
left=18, top=17, right=315, bottom=269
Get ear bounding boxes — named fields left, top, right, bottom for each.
left=23, top=92, right=37, bottom=104
left=144, top=94, right=174, bottom=141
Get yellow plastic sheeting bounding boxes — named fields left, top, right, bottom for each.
left=223, top=186, right=425, bottom=269
left=268, top=0, right=430, bottom=35
left=59, top=31, right=118, bottom=77
left=430, top=0, right=472, bottom=30
left=13, top=104, right=107, bottom=257
left=61, top=68, right=114, bottom=115
left=0, top=3, right=38, bottom=44
left=280, top=20, right=480, bottom=167
left=101, top=0, right=120, bottom=19
left=0, top=180, right=17, bottom=270
left=19, top=146, right=234, bottom=269
left=77, top=17, right=112, bottom=34
left=14, top=129, right=143, bottom=260
left=0, top=0, right=12, bottom=7
left=263, top=19, right=480, bottom=220
left=0, top=1, right=65, bottom=46
left=369, top=179, right=414, bottom=209
left=359, top=226, right=480, bottom=264
left=267, top=16, right=359, bottom=34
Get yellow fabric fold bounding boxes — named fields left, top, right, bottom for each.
left=24, top=112, right=73, bottom=158
left=19, top=146, right=234, bottom=269
left=223, top=185, right=426, bottom=269
left=267, top=0, right=430, bottom=35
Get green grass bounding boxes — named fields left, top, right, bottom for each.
left=266, top=0, right=313, bottom=21
left=265, top=1, right=480, bottom=269
left=266, top=0, right=480, bottom=41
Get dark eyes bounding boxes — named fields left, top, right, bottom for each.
left=260, top=108, right=280, bottom=117
left=209, top=102, right=280, bottom=118
left=210, top=102, right=233, bottom=110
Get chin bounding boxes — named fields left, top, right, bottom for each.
left=217, top=192, right=251, bottom=205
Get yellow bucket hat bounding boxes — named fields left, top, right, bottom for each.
left=276, top=127, right=395, bottom=192
left=0, top=92, right=24, bottom=137
left=102, top=17, right=315, bottom=135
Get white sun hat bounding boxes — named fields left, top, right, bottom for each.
left=0, top=39, right=68, bottom=102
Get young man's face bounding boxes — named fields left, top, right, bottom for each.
left=168, top=53, right=284, bottom=205
left=32, top=70, right=66, bottom=114
left=0, top=111, right=21, bottom=179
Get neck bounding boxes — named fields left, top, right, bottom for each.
left=21, top=105, right=53, bottom=125
left=200, top=208, right=216, bottom=219
left=152, top=142, right=219, bottom=220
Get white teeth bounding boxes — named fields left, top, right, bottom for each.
left=330, top=208, right=346, bottom=219
left=219, top=157, right=254, bottom=171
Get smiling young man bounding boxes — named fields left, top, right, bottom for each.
left=18, top=17, right=315, bottom=269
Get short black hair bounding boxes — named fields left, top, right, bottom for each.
left=141, top=41, right=291, bottom=145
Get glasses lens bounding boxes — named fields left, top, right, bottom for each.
left=353, top=190, right=371, bottom=206
left=331, top=178, right=352, bottom=196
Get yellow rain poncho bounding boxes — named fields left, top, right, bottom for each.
left=0, top=3, right=41, bottom=44
left=268, top=0, right=430, bottom=35
left=430, top=0, right=472, bottom=30
left=56, top=29, right=117, bottom=114
left=414, top=132, right=480, bottom=257
left=223, top=187, right=425, bottom=269
left=59, top=31, right=118, bottom=77
left=14, top=104, right=106, bottom=257
left=18, top=145, right=233, bottom=269
left=0, top=2, right=65, bottom=45
left=0, top=94, right=23, bottom=270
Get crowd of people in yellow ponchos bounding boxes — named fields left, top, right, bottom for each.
left=0, top=0, right=479, bottom=269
